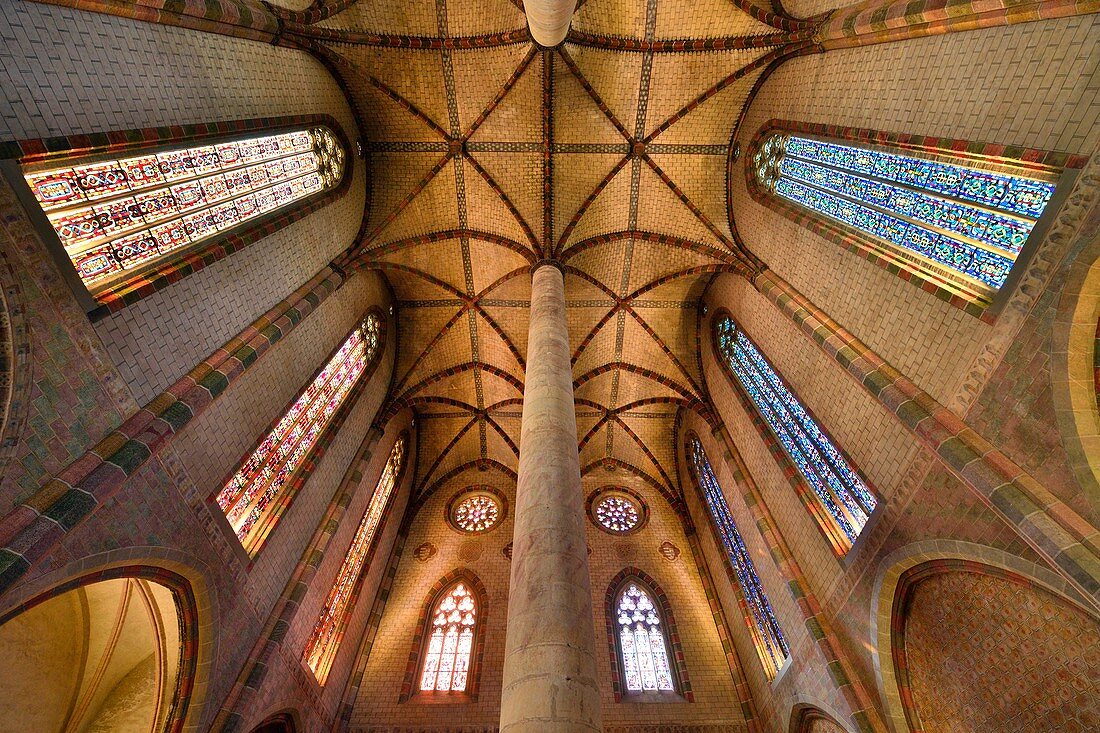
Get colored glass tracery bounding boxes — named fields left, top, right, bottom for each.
left=690, top=437, right=789, bottom=679
left=215, top=313, right=381, bottom=556
left=615, top=582, right=675, bottom=692
left=24, top=126, right=344, bottom=293
left=419, top=582, right=477, bottom=693
left=754, top=133, right=1056, bottom=297
left=304, top=436, right=406, bottom=684
left=716, top=317, right=876, bottom=554
left=452, top=493, right=501, bottom=532
left=595, top=495, right=641, bottom=533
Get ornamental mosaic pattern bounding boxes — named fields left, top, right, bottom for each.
left=419, top=583, right=477, bottom=693
left=716, top=317, right=877, bottom=554
left=24, top=126, right=344, bottom=292
left=452, top=494, right=500, bottom=532
left=595, top=495, right=641, bottom=533
left=616, top=582, right=675, bottom=692
left=304, top=436, right=405, bottom=684
left=215, top=313, right=381, bottom=557
left=690, top=437, right=789, bottom=679
left=754, top=134, right=1056, bottom=294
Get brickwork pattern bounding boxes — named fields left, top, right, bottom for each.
left=899, top=566, right=1100, bottom=732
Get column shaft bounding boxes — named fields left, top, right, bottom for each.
left=500, top=264, right=602, bottom=732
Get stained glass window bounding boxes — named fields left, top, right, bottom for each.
left=419, top=582, right=478, bottom=693
left=451, top=493, right=501, bottom=533
left=594, top=495, right=641, bottom=533
left=304, top=436, right=405, bottom=684
left=24, top=126, right=345, bottom=294
left=215, top=313, right=382, bottom=557
left=754, top=132, right=1058, bottom=303
left=615, top=581, right=676, bottom=692
left=715, top=317, right=876, bottom=555
left=690, top=437, right=789, bottom=679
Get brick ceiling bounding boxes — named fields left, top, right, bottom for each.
left=277, top=0, right=818, bottom=512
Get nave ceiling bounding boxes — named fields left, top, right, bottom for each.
left=277, top=0, right=821, bottom=514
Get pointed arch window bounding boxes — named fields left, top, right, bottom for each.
left=419, top=582, right=479, bottom=693
left=750, top=123, right=1068, bottom=312
left=689, top=437, right=789, bottom=679
left=715, top=316, right=876, bottom=555
left=613, top=579, right=678, bottom=694
left=304, top=435, right=406, bottom=684
left=214, top=312, right=383, bottom=557
left=16, top=119, right=346, bottom=309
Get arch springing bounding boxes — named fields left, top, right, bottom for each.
left=614, top=580, right=676, bottom=692
left=715, top=316, right=877, bottom=555
left=23, top=124, right=345, bottom=297
left=689, top=436, right=789, bottom=679
left=419, top=581, right=478, bottom=693
left=215, top=312, right=382, bottom=557
left=304, top=435, right=406, bottom=684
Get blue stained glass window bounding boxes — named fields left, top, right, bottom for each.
left=689, top=437, right=789, bottom=679
left=715, top=317, right=877, bottom=554
left=755, top=134, right=1057, bottom=296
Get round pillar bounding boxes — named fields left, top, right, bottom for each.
left=499, top=263, right=602, bottom=732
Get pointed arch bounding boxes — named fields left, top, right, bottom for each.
left=604, top=568, right=692, bottom=701
left=399, top=569, right=489, bottom=702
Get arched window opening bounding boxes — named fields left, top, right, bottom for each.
left=614, top=580, right=676, bottom=693
left=19, top=121, right=346, bottom=306
left=0, top=570, right=197, bottom=733
left=689, top=436, right=789, bottom=679
left=751, top=125, right=1067, bottom=311
left=418, top=581, right=478, bottom=693
left=715, top=316, right=877, bottom=555
left=215, top=311, right=383, bottom=557
left=303, top=435, right=406, bottom=685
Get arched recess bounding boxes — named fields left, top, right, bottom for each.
left=0, top=233, right=29, bottom=479
left=872, top=542, right=1100, bottom=733
left=1052, top=230, right=1100, bottom=510
left=789, top=703, right=850, bottom=733
left=248, top=710, right=299, bottom=733
left=0, top=565, right=202, bottom=733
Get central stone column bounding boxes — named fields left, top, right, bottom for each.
left=500, top=263, right=602, bottom=732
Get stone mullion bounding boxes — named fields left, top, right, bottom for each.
left=0, top=265, right=346, bottom=595
left=214, top=423, right=393, bottom=732
left=754, top=268, right=1100, bottom=612
left=711, top=424, right=887, bottom=733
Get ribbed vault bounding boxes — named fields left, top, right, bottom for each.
left=275, top=0, right=819, bottom=516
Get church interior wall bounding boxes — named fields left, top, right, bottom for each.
left=729, top=14, right=1099, bottom=411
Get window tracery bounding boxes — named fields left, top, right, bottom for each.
left=23, top=125, right=345, bottom=296
left=419, top=582, right=478, bottom=693
left=715, top=316, right=877, bottom=554
left=752, top=128, right=1061, bottom=307
left=215, top=312, right=382, bottom=556
left=614, top=581, right=676, bottom=692
left=447, top=486, right=506, bottom=533
left=689, top=436, right=789, bottom=679
left=587, top=487, right=647, bottom=534
left=304, top=435, right=405, bottom=684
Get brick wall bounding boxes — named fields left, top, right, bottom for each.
left=0, top=0, right=367, bottom=406
left=731, top=14, right=1100, bottom=408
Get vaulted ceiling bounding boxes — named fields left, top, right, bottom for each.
left=279, top=0, right=819, bottom=514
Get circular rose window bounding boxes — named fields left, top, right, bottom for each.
left=448, top=487, right=506, bottom=533
left=588, top=488, right=647, bottom=534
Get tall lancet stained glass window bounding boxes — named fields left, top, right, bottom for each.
left=23, top=125, right=344, bottom=296
left=419, top=582, right=478, bottom=693
left=615, top=581, right=676, bottom=692
left=304, top=436, right=406, bottom=684
left=215, top=313, right=382, bottom=557
left=690, top=437, right=789, bottom=679
left=715, top=317, right=877, bottom=555
left=753, top=131, right=1059, bottom=306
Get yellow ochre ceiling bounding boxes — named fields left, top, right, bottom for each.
left=276, top=0, right=820, bottom=513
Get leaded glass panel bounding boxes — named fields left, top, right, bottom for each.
left=615, top=582, right=675, bottom=692
left=690, top=437, right=789, bottom=679
left=304, top=436, right=405, bottom=683
left=715, top=317, right=876, bottom=553
left=420, top=583, right=478, bottom=693
left=216, top=313, right=382, bottom=556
